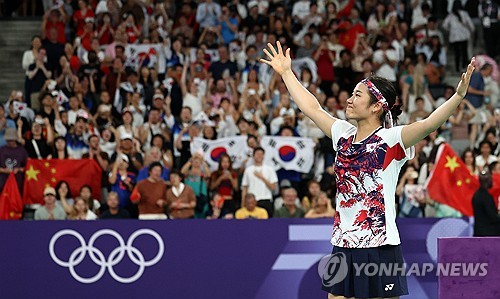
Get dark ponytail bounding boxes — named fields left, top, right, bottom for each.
left=365, top=76, right=402, bottom=126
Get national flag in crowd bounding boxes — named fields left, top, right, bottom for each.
left=190, top=136, right=249, bottom=171
left=125, top=44, right=162, bottom=70
left=261, top=136, right=315, bottom=173
left=23, top=159, right=102, bottom=205
left=0, top=173, right=23, bottom=220
left=425, top=143, right=479, bottom=216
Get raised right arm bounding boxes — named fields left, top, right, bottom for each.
left=261, top=42, right=337, bottom=138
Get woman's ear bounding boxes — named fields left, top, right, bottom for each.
left=372, top=102, right=383, bottom=113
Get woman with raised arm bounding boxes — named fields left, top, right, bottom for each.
left=261, top=41, right=475, bottom=299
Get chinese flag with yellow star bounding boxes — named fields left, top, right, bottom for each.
left=23, top=159, right=102, bottom=204
left=0, top=173, right=23, bottom=220
left=426, top=143, right=479, bottom=216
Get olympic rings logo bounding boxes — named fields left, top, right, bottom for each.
left=49, top=228, right=164, bottom=284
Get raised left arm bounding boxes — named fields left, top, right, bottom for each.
left=402, top=58, right=475, bottom=148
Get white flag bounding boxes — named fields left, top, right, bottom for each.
left=125, top=44, right=162, bottom=70
left=261, top=136, right=316, bottom=173
left=190, top=136, right=249, bottom=171
left=13, top=102, right=27, bottom=114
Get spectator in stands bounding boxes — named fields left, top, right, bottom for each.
left=450, top=100, right=476, bottom=155
left=475, top=141, right=497, bottom=171
left=0, top=128, right=28, bottom=195
left=235, top=193, right=268, bottom=219
left=304, top=192, right=335, bottom=219
left=34, top=186, right=67, bottom=220
left=274, top=187, right=305, bottom=218
left=23, top=116, right=53, bottom=159
left=196, top=0, right=221, bottom=32
left=472, top=169, right=500, bottom=236
left=131, top=162, right=168, bottom=220
left=166, top=169, right=196, bottom=219
left=41, top=7, right=66, bottom=45
left=55, top=180, right=73, bottom=215
left=301, top=180, right=322, bottom=212
left=463, top=148, right=479, bottom=175
left=26, top=48, right=52, bottom=110
left=68, top=197, right=98, bottom=220
left=209, top=153, right=239, bottom=218
left=181, top=152, right=211, bottom=218
left=241, top=147, right=278, bottom=217
left=22, top=36, right=43, bottom=93
left=466, top=66, right=494, bottom=146
left=109, top=153, right=137, bottom=217
left=274, top=179, right=302, bottom=211
left=409, top=97, right=431, bottom=123
left=137, top=146, right=171, bottom=182
left=442, top=0, right=475, bottom=73
left=100, top=191, right=131, bottom=219
left=0, top=105, right=16, bottom=147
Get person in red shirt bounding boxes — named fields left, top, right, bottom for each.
left=122, top=13, right=141, bottom=44
left=73, top=0, right=95, bottom=36
left=80, top=18, right=97, bottom=52
left=313, top=36, right=335, bottom=96
left=42, top=7, right=66, bottom=45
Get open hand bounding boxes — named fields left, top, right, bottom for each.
left=260, top=41, right=291, bottom=76
left=456, top=57, right=475, bottom=98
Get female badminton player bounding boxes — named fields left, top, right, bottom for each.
left=261, top=41, right=475, bottom=299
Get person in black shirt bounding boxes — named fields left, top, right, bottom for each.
left=100, top=192, right=131, bottom=219
left=472, top=169, right=500, bottom=236
left=24, top=117, right=54, bottom=159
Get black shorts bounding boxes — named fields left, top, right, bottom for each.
left=321, top=245, right=409, bottom=298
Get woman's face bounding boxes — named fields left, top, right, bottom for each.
left=123, top=112, right=132, bottom=124
left=152, top=137, right=163, bottom=149
left=141, top=67, right=149, bottom=78
left=58, top=182, right=68, bottom=194
left=204, top=126, right=215, bottom=139
left=464, top=152, right=474, bottom=165
left=309, top=182, right=321, bottom=196
left=220, top=156, right=230, bottom=170
left=32, top=37, right=42, bottom=49
left=75, top=199, right=86, bottom=213
left=345, top=83, right=373, bottom=122
left=55, top=138, right=66, bottom=151
left=80, top=188, right=91, bottom=200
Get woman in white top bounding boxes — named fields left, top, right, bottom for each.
left=442, top=1, right=474, bottom=72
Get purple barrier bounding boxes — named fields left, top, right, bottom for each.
left=438, top=237, right=500, bottom=299
left=0, top=218, right=471, bottom=299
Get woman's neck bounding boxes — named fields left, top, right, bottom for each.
left=355, top=118, right=382, bottom=142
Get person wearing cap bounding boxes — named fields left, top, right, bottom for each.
left=34, top=186, right=67, bottom=220
left=262, top=41, right=476, bottom=298
left=109, top=152, right=138, bottom=218
left=0, top=128, right=28, bottom=195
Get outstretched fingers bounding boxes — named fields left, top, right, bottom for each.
left=277, top=41, right=283, bottom=55
left=267, top=43, right=278, bottom=57
left=263, top=48, right=273, bottom=60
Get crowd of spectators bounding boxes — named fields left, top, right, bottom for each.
left=2, top=0, right=500, bottom=220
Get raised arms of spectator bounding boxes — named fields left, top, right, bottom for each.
left=402, top=58, right=475, bottom=148
left=261, top=42, right=336, bottom=138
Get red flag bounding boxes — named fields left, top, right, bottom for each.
left=0, top=173, right=23, bottom=220
left=425, top=143, right=479, bottom=216
left=23, top=159, right=102, bottom=205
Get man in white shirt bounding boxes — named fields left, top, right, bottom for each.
left=241, top=147, right=278, bottom=217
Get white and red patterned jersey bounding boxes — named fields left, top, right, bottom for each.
left=330, top=120, right=415, bottom=248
